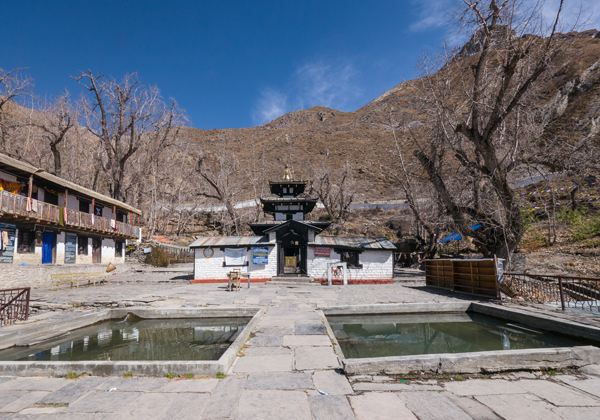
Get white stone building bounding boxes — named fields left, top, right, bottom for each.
left=190, top=167, right=396, bottom=284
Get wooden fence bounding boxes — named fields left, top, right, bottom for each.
left=425, top=259, right=499, bottom=298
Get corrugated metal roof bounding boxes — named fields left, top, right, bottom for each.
left=0, top=153, right=142, bottom=215
left=310, top=236, right=396, bottom=250
left=261, top=197, right=317, bottom=202
left=189, top=236, right=274, bottom=248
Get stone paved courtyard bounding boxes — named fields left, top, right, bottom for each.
left=1, top=276, right=600, bottom=419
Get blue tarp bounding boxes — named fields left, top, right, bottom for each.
left=438, top=224, right=482, bottom=244
left=439, top=233, right=462, bottom=243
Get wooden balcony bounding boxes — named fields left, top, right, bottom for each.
left=0, top=190, right=140, bottom=240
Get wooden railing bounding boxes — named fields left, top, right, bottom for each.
left=0, top=287, right=30, bottom=326
left=502, top=273, right=600, bottom=313
left=0, top=190, right=139, bottom=239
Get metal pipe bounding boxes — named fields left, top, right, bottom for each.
left=558, top=277, right=565, bottom=311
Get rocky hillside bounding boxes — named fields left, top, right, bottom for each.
left=179, top=30, right=600, bottom=201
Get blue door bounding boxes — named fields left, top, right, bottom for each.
left=42, top=233, right=55, bottom=264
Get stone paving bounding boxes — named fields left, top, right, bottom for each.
left=1, top=279, right=600, bottom=418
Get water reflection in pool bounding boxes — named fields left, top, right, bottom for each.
left=0, top=317, right=250, bottom=361
left=327, top=312, right=596, bottom=359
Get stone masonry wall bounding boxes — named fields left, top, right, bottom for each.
left=0, top=263, right=129, bottom=289
left=193, top=246, right=277, bottom=280
left=307, top=248, right=394, bottom=280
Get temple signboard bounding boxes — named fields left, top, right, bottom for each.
left=314, top=247, right=331, bottom=257
left=252, top=247, right=269, bottom=265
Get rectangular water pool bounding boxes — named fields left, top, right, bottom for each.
left=327, top=312, right=599, bottom=359
left=0, top=316, right=251, bottom=362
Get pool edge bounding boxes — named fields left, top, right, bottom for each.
left=319, top=302, right=600, bottom=375
left=0, top=306, right=266, bottom=377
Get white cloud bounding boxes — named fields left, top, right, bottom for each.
left=409, top=0, right=453, bottom=32
left=251, top=89, right=288, bottom=125
left=294, top=61, right=361, bottom=110
left=251, top=59, right=363, bottom=125
left=409, top=0, right=600, bottom=36
left=540, top=0, right=600, bottom=31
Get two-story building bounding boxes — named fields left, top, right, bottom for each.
left=0, top=153, right=141, bottom=271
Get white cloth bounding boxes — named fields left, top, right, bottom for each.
left=1, top=230, right=7, bottom=251
left=225, top=248, right=246, bottom=266
left=31, top=199, right=38, bottom=213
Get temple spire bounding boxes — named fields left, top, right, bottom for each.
left=283, top=164, right=293, bottom=180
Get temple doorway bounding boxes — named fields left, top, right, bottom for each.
left=277, top=228, right=307, bottom=276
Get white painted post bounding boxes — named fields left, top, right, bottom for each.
left=327, top=261, right=347, bottom=286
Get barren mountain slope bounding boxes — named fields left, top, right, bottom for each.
left=180, top=30, right=600, bottom=200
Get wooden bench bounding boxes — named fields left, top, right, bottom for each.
left=50, top=272, right=108, bottom=291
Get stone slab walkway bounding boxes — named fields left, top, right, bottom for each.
left=1, top=280, right=600, bottom=418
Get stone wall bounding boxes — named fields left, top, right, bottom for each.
left=307, top=248, right=394, bottom=280
left=0, top=263, right=129, bottom=289
left=193, top=246, right=277, bottom=280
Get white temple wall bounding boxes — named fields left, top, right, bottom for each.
left=307, top=248, right=394, bottom=280
left=194, top=245, right=277, bottom=280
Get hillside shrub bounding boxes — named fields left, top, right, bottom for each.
left=521, top=210, right=539, bottom=232
left=521, top=229, right=547, bottom=252
left=144, top=247, right=170, bottom=267
left=557, top=208, right=600, bottom=242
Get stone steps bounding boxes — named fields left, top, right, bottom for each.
left=268, top=276, right=320, bottom=286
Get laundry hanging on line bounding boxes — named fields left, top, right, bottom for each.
left=0, top=179, right=22, bottom=195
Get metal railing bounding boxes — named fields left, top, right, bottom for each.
left=0, top=287, right=31, bottom=326
left=0, top=190, right=139, bottom=239
left=502, top=273, right=600, bottom=313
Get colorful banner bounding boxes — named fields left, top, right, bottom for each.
left=0, top=179, right=22, bottom=194
left=526, top=196, right=600, bottom=212
left=314, top=247, right=331, bottom=257
left=516, top=181, right=599, bottom=197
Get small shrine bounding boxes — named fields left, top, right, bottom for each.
left=190, top=165, right=396, bottom=284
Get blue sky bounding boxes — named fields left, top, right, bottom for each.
left=2, top=1, right=597, bottom=129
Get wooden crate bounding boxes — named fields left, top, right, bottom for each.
left=425, top=259, right=499, bottom=298
left=425, top=259, right=454, bottom=290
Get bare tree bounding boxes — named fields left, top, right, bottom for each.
left=0, top=68, right=33, bottom=157
left=410, top=0, right=568, bottom=259
left=310, top=157, right=355, bottom=224
left=384, top=108, right=446, bottom=256
left=31, top=92, right=77, bottom=176
left=74, top=70, right=185, bottom=201
left=195, top=147, right=242, bottom=235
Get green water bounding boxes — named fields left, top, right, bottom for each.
left=327, top=312, right=597, bottom=359
left=0, top=317, right=250, bottom=362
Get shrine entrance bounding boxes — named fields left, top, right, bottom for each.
left=283, top=246, right=301, bottom=274
left=274, top=222, right=310, bottom=277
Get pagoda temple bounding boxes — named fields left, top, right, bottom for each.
left=190, top=165, right=396, bottom=284
left=248, top=165, right=329, bottom=276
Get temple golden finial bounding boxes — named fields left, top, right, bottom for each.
left=283, top=164, right=292, bottom=180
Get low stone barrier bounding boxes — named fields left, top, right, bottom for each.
left=0, top=263, right=131, bottom=289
